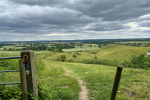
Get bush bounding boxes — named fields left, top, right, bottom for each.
left=60, top=54, right=66, bottom=62
left=122, top=54, right=150, bottom=69
left=73, top=54, right=76, bottom=58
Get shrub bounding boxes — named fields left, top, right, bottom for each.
left=122, top=54, right=150, bottom=69
left=60, top=54, right=66, bottom=62
left=73, top=54, right=76, bottom=58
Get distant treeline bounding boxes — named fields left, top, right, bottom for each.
left=0, top=43, right=15, bottom=47
left=4, top=43, right=75, bottom=52
left=83, top=41, right=114, bottom=48
left=1, top=38, right=150, bottom=44
left=1, top=38, right=150, bottom=51
left=117, top=43, right=150, bottom=47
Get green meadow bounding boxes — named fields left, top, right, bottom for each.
left=62, top=46, right=99, bottom=52
left=1, top=44, right=150, bottom=99
left=47, top=44, right=150, bottom=64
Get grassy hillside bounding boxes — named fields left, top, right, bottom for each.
left=1, top=45, right=150, bottom=99
left=62, top=46, right=99, bottom=52
left=45, top=44, right=150, bottom=64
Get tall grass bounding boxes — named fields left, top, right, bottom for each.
left=0, top=53, right=80, bottom=100
left=0, top=52, right=21, bottom=100
left=0, top=53, right=20, bottom=70
left=52, top=61, right=150, bottom=100
left=37, top=58, right=80, bottom=100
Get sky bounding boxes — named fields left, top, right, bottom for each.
left=0, top=0, right=150, bottom=41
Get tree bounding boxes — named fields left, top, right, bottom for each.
left=9, top=48, right=13, bottom=51
left=30, top=44, right=32, bottom=47
left=34, top=44, right=36, bottom=46
left=98, top=44, right=101, bottom=48
left=4, top=48, right=7, bottom=51
left=55, top=48, right=62, bottom=52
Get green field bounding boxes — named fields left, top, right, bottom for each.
left=62, top=46, right=99, bottom=52
left=0, top=48, right=3, bottom=50
left=1, top=44, right=150, bottom=99
left=0, top=51, right=20, bottom=55
left=46, top=44, right=150, bottom=64
left=0, top=45, right=26, bottom=51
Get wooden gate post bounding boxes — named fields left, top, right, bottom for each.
left=19, top=59, right=28, bottom=100
left=21, top=50, right=38, bottom=100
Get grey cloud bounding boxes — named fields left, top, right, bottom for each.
left=8, top=0, right=150, bottom=22
left=138, top=15, right=150, bottom=21
left=87, top=21, right=130, bottom=31
left=0, top=0, right=150, bottom=41
left=138, top=0, right=150, bottom=8
left=64, top=0, right=150, bottom=21
left=138, top=21, right=150, bottom=27
left=0, top=3, right=94, bottom=29
left=9, top=0, right=65, bottom=6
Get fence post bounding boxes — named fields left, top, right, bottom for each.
left=19, top=59, right=28, bottom=100
left=21, top=50, right=38, bottom=100
left=110, top=66, right=123, bottom=100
